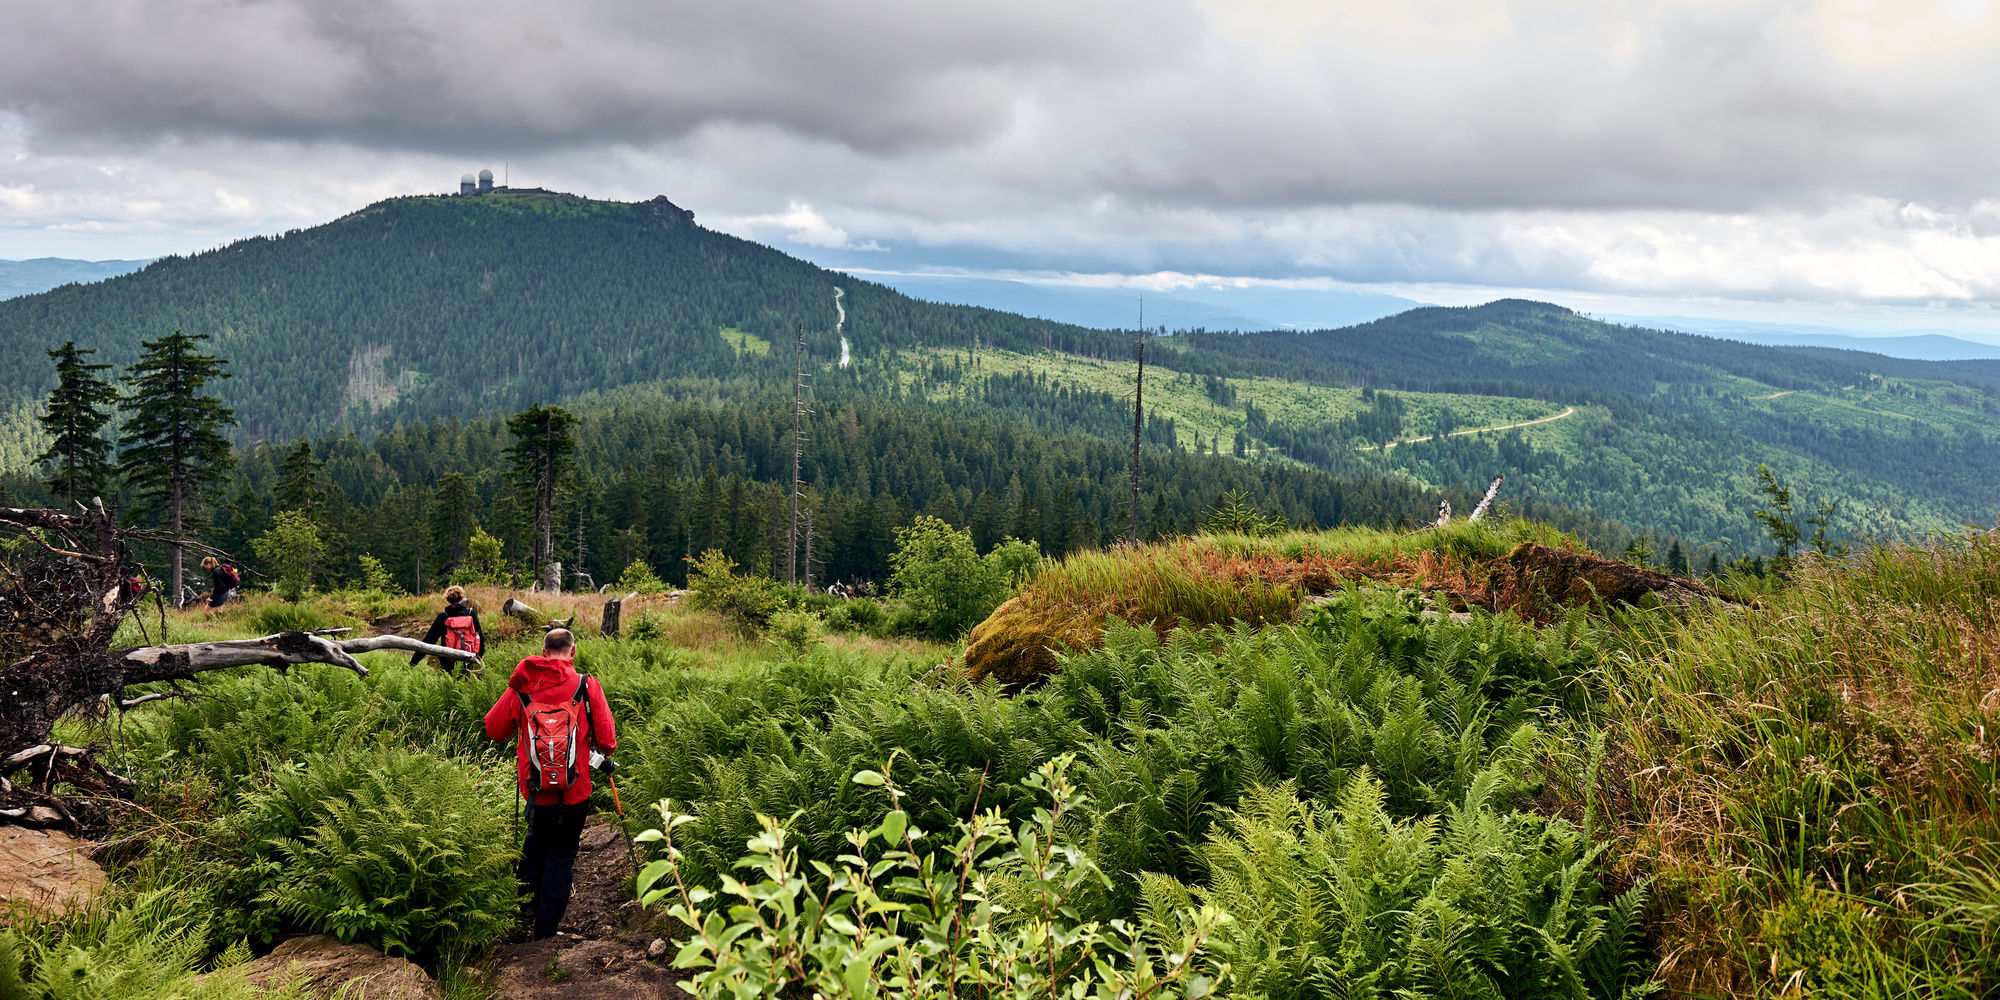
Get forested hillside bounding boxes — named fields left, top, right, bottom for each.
left=0, top=191, right=1134, bottom=445
left=8, top=190, right=2000, bottom=556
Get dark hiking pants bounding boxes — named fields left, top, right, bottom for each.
left=519, top=800, right=590, bottom=939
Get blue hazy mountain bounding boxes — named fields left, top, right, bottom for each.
left=0, top=258, right=151, bottom=300
left=871, top=273, right=1422, bottom=332
left=1608, top=314, right=2000, bottom=362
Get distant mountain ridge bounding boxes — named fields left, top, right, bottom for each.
left=0, top=257, right=150, bottom=300
left=871, top=272, right=1420, bottom=332
left=1605, top=313, right=2000, bottom=362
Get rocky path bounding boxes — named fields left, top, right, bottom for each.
left=477, top=820, right=694, bottom=999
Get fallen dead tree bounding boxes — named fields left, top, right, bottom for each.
left=0, top=503, right=479, bottom=828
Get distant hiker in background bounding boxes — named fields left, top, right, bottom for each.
left=199, top=556, right=240, bottom=616
left=483, top=628, right=617, bottom=940
left=412, top=585, right=485, bottom=674
left=119, top=564, right=151, bottom=603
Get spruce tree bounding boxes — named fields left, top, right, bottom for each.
left=37, top=342, right=120, bottom=507
left=430, top=472, right=479, bottom=577
left=505, top=404, right=577, bottom=590
left=274, top=440, right=331, bottom=587
left=119, top=331, right=236, bottom=606
left=275, top=440, right=327, bottom=514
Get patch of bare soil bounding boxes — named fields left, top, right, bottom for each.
left=476, top=820, right=695, bottom=999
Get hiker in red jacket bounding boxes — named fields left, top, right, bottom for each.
left=484, top=628, right=617, bottom=939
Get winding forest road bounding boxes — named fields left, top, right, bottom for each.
left=1370, top=405, right=1578, bottom=451
left=834, top=287, right=849, bottom=368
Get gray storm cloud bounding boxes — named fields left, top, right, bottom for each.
left=0, top=0, right=1190, bottom=154
left=6, top=0, right=2000, bottom=311
left=5, top=0, right=1997, bottom=212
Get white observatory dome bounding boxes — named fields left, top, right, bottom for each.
left=478, top=169, right=494, bottom=182
left=461, top=173, right=475, bottom=183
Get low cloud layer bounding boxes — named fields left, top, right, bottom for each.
left=5, top=0, right=2000, bottom=321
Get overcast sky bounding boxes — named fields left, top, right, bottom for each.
left=5, top=0, right=2000, bottom=334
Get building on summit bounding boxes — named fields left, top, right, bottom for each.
left=452, top=168, right=552, bottom=197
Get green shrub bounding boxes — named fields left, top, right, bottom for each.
left=627, top=610, right=663, bottom=640
left=822, top=596, right=885, bottom=634
left=251, top=509, right=327, bottom=601
left=215, top=741, right=516, bottom=959
left=638, top=757, right=1229, bottom=999
left=887, top=516, right=1030, bottom=639
left=354, top=553, right=400, bottom=594
left=616, top=559, right=669, bottom=595
left=685, top=548, right=789, bottom=629
left=763, top=608, right=825, bottom=655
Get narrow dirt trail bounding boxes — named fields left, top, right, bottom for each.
left=1370, top=405, right=1577, bottom=451
left=477, top=820, right=693, bottom=999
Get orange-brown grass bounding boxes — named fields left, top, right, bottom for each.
left=1583, top=532, right=2000, bottom=998
left=962, top=520, right=1553, bottom=685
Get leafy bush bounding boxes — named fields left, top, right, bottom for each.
left=216, top=741, right=516, bottom=959
left=1143, top=774, right=1655, bottom=999
left=616, top=559, right=669, bottom=595
left=460, top=526, right=510, bottom=585
left=354, top=553, right=400, bottom=594
left=638, top=757, right=1228, bottom=999
left=686, top=548, right=789, bottom=629
left=887, top=516, right=1034, bottom=639
left=763, top=607, right=825, bottom=655
left=821, top=596, right=885, bottom=634
left=627, top=610, right=663, bottom=640
left=251, top=509, right=327, bottom=601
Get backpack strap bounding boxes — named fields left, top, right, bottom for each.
left=576, top=676, right=599, bottom=754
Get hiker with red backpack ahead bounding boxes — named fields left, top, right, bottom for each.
left=483, top=628, right=617, bottom=940
left=412, top=585, right=485, bottom=674
left=199, top=556, right=241, bottom=617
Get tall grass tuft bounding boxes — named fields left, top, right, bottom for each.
left=1591, top=532, right=2000, bottom=997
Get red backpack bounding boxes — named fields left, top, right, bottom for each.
left=517, top=678, right=595, bottom=794
left=443, top=615, right=481, bottom=656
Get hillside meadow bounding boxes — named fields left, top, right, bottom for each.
left=1, top=519, right=1995, bottom=998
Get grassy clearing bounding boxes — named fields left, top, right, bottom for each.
left=897, top=344, right=1564, bottom=458
left=719, top=326, right=770, bottom=356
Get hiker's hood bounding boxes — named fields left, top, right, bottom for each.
left=509, top=654, right=577, bottom=694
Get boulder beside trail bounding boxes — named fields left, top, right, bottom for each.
left=227, top=935, right=440, bottom=1000
left=0, top=826, right=107, bottom=915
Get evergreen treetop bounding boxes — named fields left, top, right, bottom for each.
left=37, top=341, right=120, bottom=507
